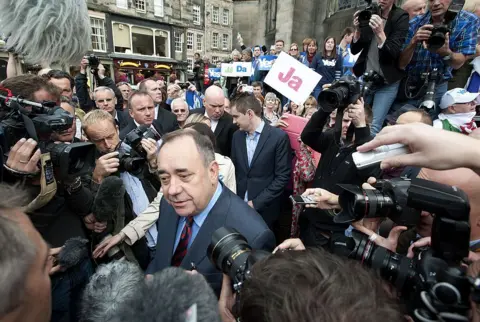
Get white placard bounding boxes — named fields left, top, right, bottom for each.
left=221, top=62, right=253, bottom=77
left=264, top=52, right=322, bottom=104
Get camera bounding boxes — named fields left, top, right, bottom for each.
left=0, top=93, right=96, bottom=179
left=86, top=54, right=100, bottom=70
left=318, top=75, right=362, bottom=113
left=427, top=25, right=450, bottom=52
left=418, top=68, right=439, bottom=111
left=358, top=0, right=381, bottom=28
left=207, top=227, right=270, bottom=293
left=123, top=125, right=161, bottom=159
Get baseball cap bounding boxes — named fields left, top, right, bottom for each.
left=439, top=88, right=480, bottom=109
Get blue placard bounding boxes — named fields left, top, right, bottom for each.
left=208, top=68, right=221, bottom=80
left=257, top=55, right=277, bottom=71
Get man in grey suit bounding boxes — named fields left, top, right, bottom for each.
left=146, top=129, right=275, bottom=295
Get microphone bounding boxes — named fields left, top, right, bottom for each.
left=92, top=176, right=126, bottom=259
left=113, top=267, right=221, bottom=322
left=57, top=237, right=89, bottom=269
left=0, top=0, right=91, bottom=65
left=92, top=176, right=126, bottom=223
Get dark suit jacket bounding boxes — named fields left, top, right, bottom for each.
left=231, top=122, right=292, bottom=227
left=351, top=4, right=409, bottom=84
left=115, top=110, right=129, bottom=130
left=190, top=108, right=238, bottom=157
left=119, top=119, right=165, bottom=140
left=122, top=105, right=178, bottom=135
left=146, top=184, right=275, bottom=295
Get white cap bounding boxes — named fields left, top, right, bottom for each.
left=439, top=88, right=480, bottom=109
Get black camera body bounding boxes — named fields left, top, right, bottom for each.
left=358, top=0, right=381, bottom=28
left=87, top=54, right=100, bottom=70
left=318, top=75, right=362, bottom=113
left=123, top=125, right=161, bottom=159
left=427, top=25, right=450, bottom=52
left=117, top=149, right=145, bottom=175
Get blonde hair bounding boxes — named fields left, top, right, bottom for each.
left=304, top=96, right=318, bottom=108
left=185, top=114, right=210, bottom=125
left=82, top=109, right=116, bottom=133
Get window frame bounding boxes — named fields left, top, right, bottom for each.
left=193, top=5, right=201, bottom=25
left=90, top=16, right=107, bottom=52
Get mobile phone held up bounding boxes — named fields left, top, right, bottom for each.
left=290, top=195, right=317, bottom=205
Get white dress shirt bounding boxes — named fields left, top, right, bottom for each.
left=205, top=111, right=219, bottom=133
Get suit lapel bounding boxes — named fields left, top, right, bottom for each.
left=238, top=133, right=249, bottom=172
left=249, top=124, right=271, bottom=170
left=214, top=115, right=226, bottom=136
left=180, top=187, right=229, bottom=269
left=155, top=201, right=180, bottom=270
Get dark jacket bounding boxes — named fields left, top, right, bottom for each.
left=74, top=73, right=124, bottom=112
left=231, top=122, right=292, bottom=227
left=119, top=118, right=165, bottom=141
left=190, top=108, right=238, bottom=157
left=351, top=4, right=409, bottom=84
left=300, top=110, right=381, bottom=233
left=121, top=105, right=179, bottom=135
left=146, top=183, right=275, bottom=295
left=193, top=59, right=205, bottom=80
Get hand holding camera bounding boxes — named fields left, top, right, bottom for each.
left=6, top=138, right=41, bottom=175
left=92, top=151, right=120, bottom=183
left=80, top=58, right=89, bottom=74
left=301, top=188, right=340, bottom=210
left=369, top=14, right=385, bottom=38
left=140, top=138, right=158, bottom=168
left=347, top=97, right=366, bottom=128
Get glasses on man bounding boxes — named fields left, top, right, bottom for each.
left=173, top=109, right=187, bottom=114
left=96, top=98, right=114, bottom=104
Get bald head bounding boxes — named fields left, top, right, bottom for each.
left=396, top=110, right=432, bottom=125
left=418, top=168, right=480, bottom=241
left=402, top=0, right=426, bottom=19
left=204, top=86, right=226, bottom=120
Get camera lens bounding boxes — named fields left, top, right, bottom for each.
left=119, top=156, right=144, bottom=174
left=358, top=10, right=372, bottom=26
left=46, top=142, right=96, bottom=178
left=318, top=86, right=349, bottom=113
left=208, top=227, right=252, bottom=281
left=427, top=33, right=445, bottom=51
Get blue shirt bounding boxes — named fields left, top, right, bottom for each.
left=404, top=10, right=480, bottom=80
left=173, top=182, right=223, bottom=253
left=244, top=121, right=265, bottom=201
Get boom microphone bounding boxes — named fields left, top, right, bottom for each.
left=92, top=176, right=126, bottom=223
left=0, top=0, right=91, bottom=65
left=57, top=237, right=89, bottom=269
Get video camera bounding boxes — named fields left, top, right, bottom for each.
left=118, top=125, right=161, bottom=175
left=332, top=177, right=479, bottom=321
left=0, top=90, right=96, bottom=179
left=358, top=0, right=381, bottom=28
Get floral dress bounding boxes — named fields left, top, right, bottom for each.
left=290, top=142, right=317, bottom=237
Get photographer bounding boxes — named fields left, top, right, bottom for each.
left=300, top=95, right=380, bottom=247
left=75, top=56, right=123, bottom=112
left=82, top=109, right=158, bottom=268
left=1, top=75, right=95, bottom=321
left=398, top=0, right=480, bottom=116
left=351, top=0, right=409, bottom=135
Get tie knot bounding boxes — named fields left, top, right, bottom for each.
left=186, top=216, right=194, bottom=227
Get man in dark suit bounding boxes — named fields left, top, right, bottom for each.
left=137, top=79, right=178, bottom=133
left=230, top=94, right=292, bottom=228
left=146, top=130, right=275, bottom=295
left=93, top=86, right=129, bottom=130
left=120, top=92, right=166, bottom=140
left=350, top=0, right=409, bottom=135
left=190, top=85, right=238, bottom=156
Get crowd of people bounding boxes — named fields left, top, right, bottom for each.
left=4, top=0, right=480, bottom=321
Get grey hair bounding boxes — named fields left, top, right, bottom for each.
left=113, top=267, right=221, bottom=322
left=80, top=260, right=146, bottom=322
left=160, top=129, right=215, bottom=168
left=0, top=184, right=35, bottom=317
left=93, top=86, right=116, bottom=101
left=0, top=0, right=91, bottom=65
left=171, top=97, right=188, bottom=109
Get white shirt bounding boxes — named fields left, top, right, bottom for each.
left=155, top=105, right=159, bottom=119
left=205, top=111, right=219, bottom=133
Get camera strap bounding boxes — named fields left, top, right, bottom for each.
left=24, top=152, right=57, bottom=213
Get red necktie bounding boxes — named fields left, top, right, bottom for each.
left=171, top=216, right=194, bottom=267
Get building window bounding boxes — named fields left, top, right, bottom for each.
left=222, top=34, right=229, bottom=51
left=212, top=33, right=219, bottom=49
left=90, top=17, right=107, bottom=52
left=196, top=34, right=203, bottom=51
left=212, top=7, right=219, bottom=23
left=154, top=0, right=164, bottom=17
left=266, top=0, right=277, bottom=32
left=222, top=9, right=229, bottom=25
left=116, top=0, right=128, bottom=9
left=211, top=56, right=219, bottom=64
left=175, top=32, right=183, bottom=52
left=135, top=0, right=146, bottom=12
left=112, top=22, right=170, bottom=57
left=187, top=32, right=194, bottom=50
left=187, top=59, right=193, bottom=72
left=193, top=5, right=201, bottom=25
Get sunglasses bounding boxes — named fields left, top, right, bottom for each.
left=96, top=98, right=114, bottom=103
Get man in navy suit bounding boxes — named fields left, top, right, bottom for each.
left=146, top=129, right=275, bottom=295
left=230, top=93, right=292, bottom=228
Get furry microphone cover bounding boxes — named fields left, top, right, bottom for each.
left=0, top=0, right=91, bottom=65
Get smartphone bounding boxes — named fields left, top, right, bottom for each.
left=289, top=195, right=317, bottom=205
